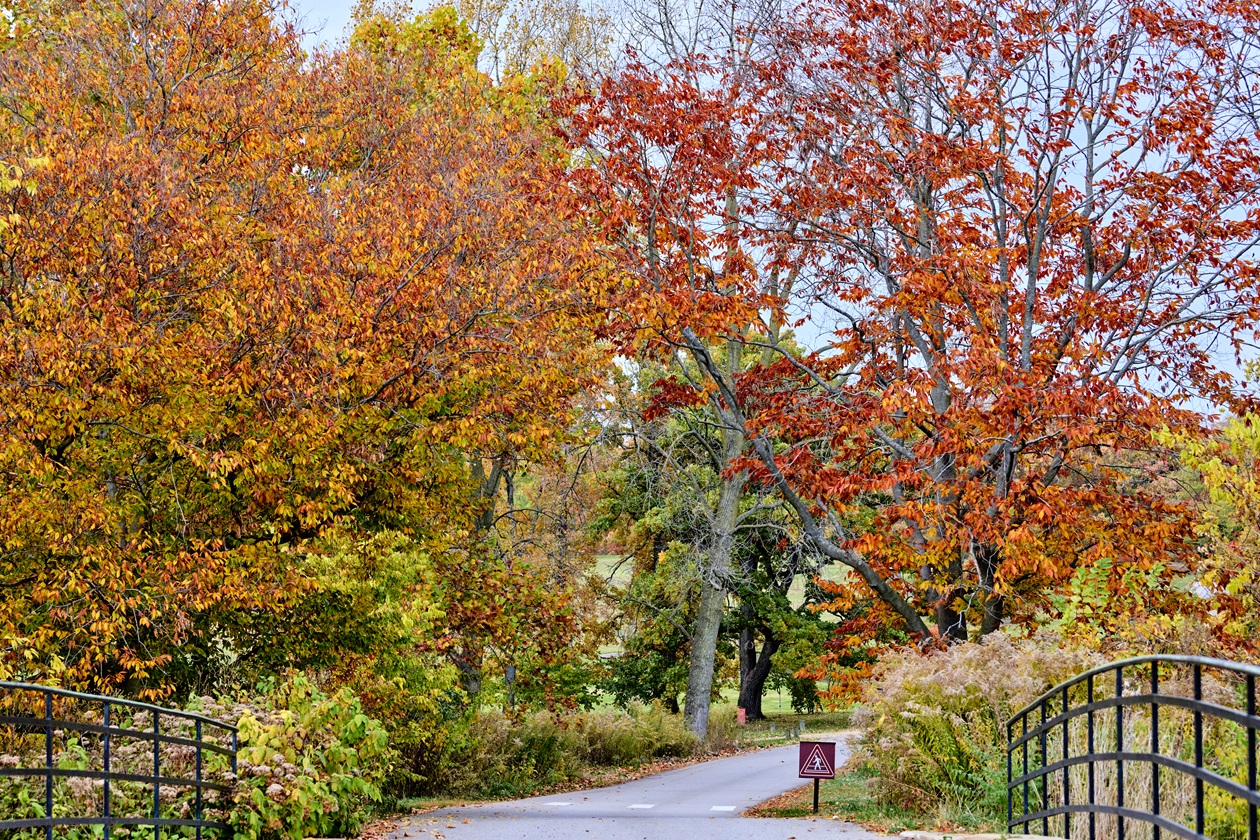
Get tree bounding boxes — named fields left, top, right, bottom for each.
left=573, top=0, right=1260, bottom=659
left=1158, top=368, right=1260, bottom=659
left=728, top=526, right=827, bottom=719
left=449, top=0, right=613, bottom=80
left=0, top=0, right=609, bottom=692
left=591, top=371, right=742, bottom=717
left=736, top=0, right=1260, bottom=640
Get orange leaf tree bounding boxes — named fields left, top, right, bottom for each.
left=575, top=0, right=1260, bottom=655
left=0, top=0, right=608, bottom=693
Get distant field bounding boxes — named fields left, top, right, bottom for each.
left=593, top=553, right=850, bottom=615
left=594, top=553, right=636, bottom=589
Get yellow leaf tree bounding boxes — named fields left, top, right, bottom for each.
left=0, top=0, right=609, bottom=693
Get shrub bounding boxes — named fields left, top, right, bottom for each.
left=207, top=677, right=389, bottom=840
left=436, top=701, right=698, bottom=797
left=855, top=634, right=1102, bottom=824
left=704, top=705, right=740, bottom=752
left=580, top=701, right=698, bottom=764
left=345, top=656, right=471, bottom=799
left=439, top=709, right=584, bottom=796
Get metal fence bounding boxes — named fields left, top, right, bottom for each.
left=0, top=681, right=237, bottom=839
left=1007, top=655, right=1260, bottom=840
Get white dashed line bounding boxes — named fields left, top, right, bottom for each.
left=543, top=802, right=572, bottom=807
left=627, top=804, right=656, bottom=809
left=710, top=806, right=737, bottom=811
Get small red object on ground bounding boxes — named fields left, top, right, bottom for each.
left=737, top=707, right=746, bottom=725
left=797, top=741, right=836, bottom=779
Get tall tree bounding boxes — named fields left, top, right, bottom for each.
left=574, top=0, right=1260, bottom=655
left=738, top=0, right=1260, bottom=640
left=0, top=0, right=609, bottom=692
left=449, top=0, right=613, bottom=80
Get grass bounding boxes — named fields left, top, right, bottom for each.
left=731, top=707, right=854, bottom=747
left=747, top=737, right=1005, bottom=835
left=749, top=764, right=923, bottom=832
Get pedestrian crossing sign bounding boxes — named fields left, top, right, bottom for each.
left=797, top=741, right=836, bottom=779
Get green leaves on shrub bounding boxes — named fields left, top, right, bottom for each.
left=226, top=677, right=389, bottom=840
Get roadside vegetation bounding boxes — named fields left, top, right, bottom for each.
left=3, top=0, right=1260, bottom=837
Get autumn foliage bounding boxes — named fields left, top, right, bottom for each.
left=575, top=0, right=1260, bottom=660
left=2, top=0, right=1260, bottom=776
left=0, top=0, right=608, bottom=691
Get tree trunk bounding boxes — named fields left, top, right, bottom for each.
left=682, top=459, right=744, bottom=739
left=683, top=577, right=725, bottom=738
left=451, top=649, right=482, bottom=697
left=975, top=541, right=1004, bottom=636
left=679, top=331, right=747, bottom=740
left=455, top=456, right=508, bottom=697
left=737, top=619, right=779, bottom=720
left=935, top=588, right=968, bottom=642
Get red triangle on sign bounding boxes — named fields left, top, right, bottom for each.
left=801, top=743, right=833, bottom=777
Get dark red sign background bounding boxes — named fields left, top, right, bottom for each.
left=798, top=740, right=837, bottom=779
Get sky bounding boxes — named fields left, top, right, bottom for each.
left=289, top=0, right=354, bottom=46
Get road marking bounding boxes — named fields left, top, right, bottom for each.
left=627, top=804, right=655, bottom=809
left=710, top=806, right=736, bottom=811
left=543, top=802, right=572, bottom=807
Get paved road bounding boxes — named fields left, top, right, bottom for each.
left=386, top=740, right=887, bottom=840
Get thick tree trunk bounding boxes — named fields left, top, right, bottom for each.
left=679, top=332, right=747, bottom=740
left=737, top=620, right=779, bottom=719
left=682, top=448, right=745, bottom=739
left=452, top=650, right=482, bottom=697
left=935, top=588, right=968, bottom=642
left=682, top=577, right=725, bottom=738
left=453, top=457, right=510, bottom=696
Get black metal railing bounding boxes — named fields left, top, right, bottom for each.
left=0, top=681, right=237, bottom=839
left=1008, top=655, right=1260, bottom=840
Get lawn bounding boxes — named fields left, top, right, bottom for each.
left=749, top=763, right=1006, bottom=835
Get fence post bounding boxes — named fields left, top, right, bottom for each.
left=1087, top=673, right=1096, bottom=840
left=1152, top=661, right=1160, bottom=840
left=1041, top=701, right=1049, bottom=837
left=44, top=692, right=53, bottom=840
left=1007, top=717, right=1013, bottom=832
left=1023, top=714, right=1030, bottom=835
left=104, top=700, right=112, bottom=840
left=1247, top=672, right=1256, bottom=840
left=1194, top=663, right=1204, bottom=837
left=154, top=709, right=161, bottom=840
left=195, top=719, right=204, bottom=840
left=1062, top=685, right=1070, bottom=839
left=1116, top=666, right=1125, bottom=840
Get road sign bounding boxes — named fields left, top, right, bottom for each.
left=798, top=741, right=836, bottom=779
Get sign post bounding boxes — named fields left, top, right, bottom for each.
left=797, top=740, right=836, bottom=814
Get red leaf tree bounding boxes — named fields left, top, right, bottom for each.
left=576, top=0, right=1260, bottom=647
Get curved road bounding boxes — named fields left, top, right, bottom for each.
left=386, top=740, right=886, bottom=839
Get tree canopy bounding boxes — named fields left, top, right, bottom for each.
left=0, top=0, right=609, bottom=692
